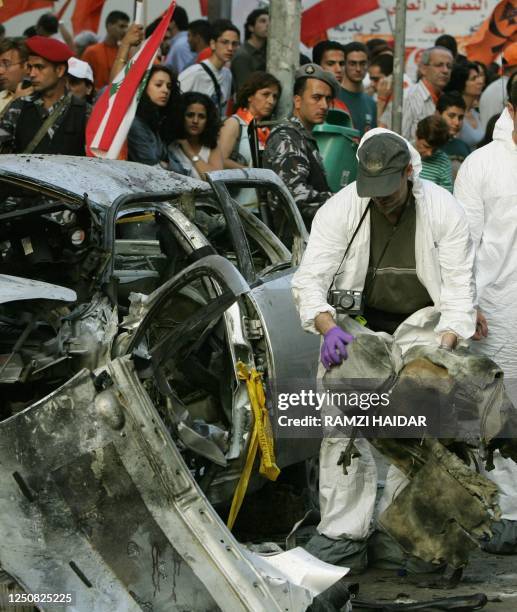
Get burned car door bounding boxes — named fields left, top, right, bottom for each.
left=206, top=171, right=320, bottom=467
left=0, top=258, right=322, bottom=612
left=106, top=189, right=319, bottom=499
left=120, top=254, right=265, bottom=506
left=103, top=194, right=258, bottom=409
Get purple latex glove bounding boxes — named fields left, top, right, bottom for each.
left=321, top=326, right=355, bottom=370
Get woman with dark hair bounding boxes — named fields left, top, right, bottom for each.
left=474, top=60, right=488, bottom=90
left=445, top=61, right=485, bottom=149
left=168, top=92, right=224, bottom=181
left=128, top=64, right=185, bottom=172
left=218, top=71, right=281, bottom=169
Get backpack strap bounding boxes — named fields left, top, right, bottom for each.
left=199, top=62, right=222, bottom=112
left=225, top=115, right=244, bottom=162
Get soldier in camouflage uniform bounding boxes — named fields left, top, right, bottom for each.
left=0, top=36, right=88, bottom=155
left=263, top=63, right=338, bottom=228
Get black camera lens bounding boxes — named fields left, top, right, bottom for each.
left=338, top=294, right=355, bottom=310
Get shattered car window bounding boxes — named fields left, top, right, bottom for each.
left=194, top=188, right=292, bottom=277
left=226, top=183, right=299, bottom=255
left=0, top=183, right=113, bottom=417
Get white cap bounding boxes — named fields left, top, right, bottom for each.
left=67, top=57, right=94, bottom=83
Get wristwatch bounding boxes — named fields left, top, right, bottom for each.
left=192, top=155, right=200, bottom=163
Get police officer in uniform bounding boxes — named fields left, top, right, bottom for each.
left=0, top=36, right=88, bottom=155
left=263, top=63, right=338, bottom=228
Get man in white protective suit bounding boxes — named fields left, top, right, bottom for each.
left=291, top=127, right=477, bottom=571
left=454, top=80, right=517, bottom=554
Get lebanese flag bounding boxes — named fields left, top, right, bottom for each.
left=465, top=0, right=517, bottom=64
left=301, top=0, right=380, bottom=47
left=87, top=0, right=176, bottom=159
left=0, top=0, right=53, bottom=23
left=71, top=0, right=105, bottom=34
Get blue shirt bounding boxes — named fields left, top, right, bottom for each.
left=164, top=31, right=196, bottom=75
left=337, top=88, right=376, bottom=136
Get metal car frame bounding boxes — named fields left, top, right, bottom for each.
left=0, top=159, right=327, bottom=610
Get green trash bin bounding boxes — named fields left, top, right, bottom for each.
left=313, top=109, right=361, bottom=193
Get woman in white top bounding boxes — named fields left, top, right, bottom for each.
left=168, top=92, right=223, bottom=181
left=218, top=71, right=281, bottom=169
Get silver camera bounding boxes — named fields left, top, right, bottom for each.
left=328, top=289, right=364, bottom=316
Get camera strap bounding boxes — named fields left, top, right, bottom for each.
left=329, top=200, right=371, bottom=290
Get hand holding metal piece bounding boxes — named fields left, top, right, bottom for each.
left=321, top=326, right=354, bottom=369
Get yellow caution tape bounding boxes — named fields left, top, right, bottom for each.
left=227, top=362, right=280, bottom=530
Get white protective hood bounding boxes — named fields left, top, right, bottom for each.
left=356, top=126, right=423, bottom=181
left=492, top=107, right=516, bottom=151
left=293, top=127, right=476, bottom=346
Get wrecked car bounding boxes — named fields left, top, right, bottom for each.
left=0, top=157, right=342, bottom=610
left=0, top=156, right=322, bottom=498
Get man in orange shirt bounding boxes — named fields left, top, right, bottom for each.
left=82, top=10, right=130, bottom=90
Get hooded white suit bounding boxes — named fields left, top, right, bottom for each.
left=292, top=128, right=476, bottom=542
left=455, top=109, right=517, bottom=525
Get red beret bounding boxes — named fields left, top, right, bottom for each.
left=26, top=36, right=74, bottom=63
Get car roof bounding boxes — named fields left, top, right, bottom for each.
left=0, top=155, right=211, bottom=206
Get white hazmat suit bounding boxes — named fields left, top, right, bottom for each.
left=455, top=109, right=517, bottom=530
left=292, top=128, right=476, bottom=547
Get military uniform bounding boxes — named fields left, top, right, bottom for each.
left=263, top=115, right=333, bottom=226
left=0, top=92, right=89, bottom=155
left=0, top=35, right=89, bottom=156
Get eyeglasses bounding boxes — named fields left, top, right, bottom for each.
left=429, top=62, right=453, bottom=70
left=217, top=39, right=239, bottom=48
left=369, top=76, right=382, bottom=81
left=0, top=60, right=24, bottom=70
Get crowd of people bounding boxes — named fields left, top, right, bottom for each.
left=1, top=4, right=517, bottom=575
left=0, top=7, right=276, bottom=178
left=0, top=6, right=515, bottom=200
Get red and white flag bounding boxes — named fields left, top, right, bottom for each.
left=301, top=0, right=380, bottom=47
left=71, top=0, right=105, bottom=35
left=86, top=0, right=176, bottom=159
left=0, top=0, right=53, bottom=23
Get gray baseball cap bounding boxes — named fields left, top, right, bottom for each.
left=294, top=63, right=339, bottom=98
left=356, top=134, right=411, bottom=198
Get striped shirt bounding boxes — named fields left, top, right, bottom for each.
left=380, top=80, right=436, bottom=142
left=420, top=149, right=453, bottom=192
